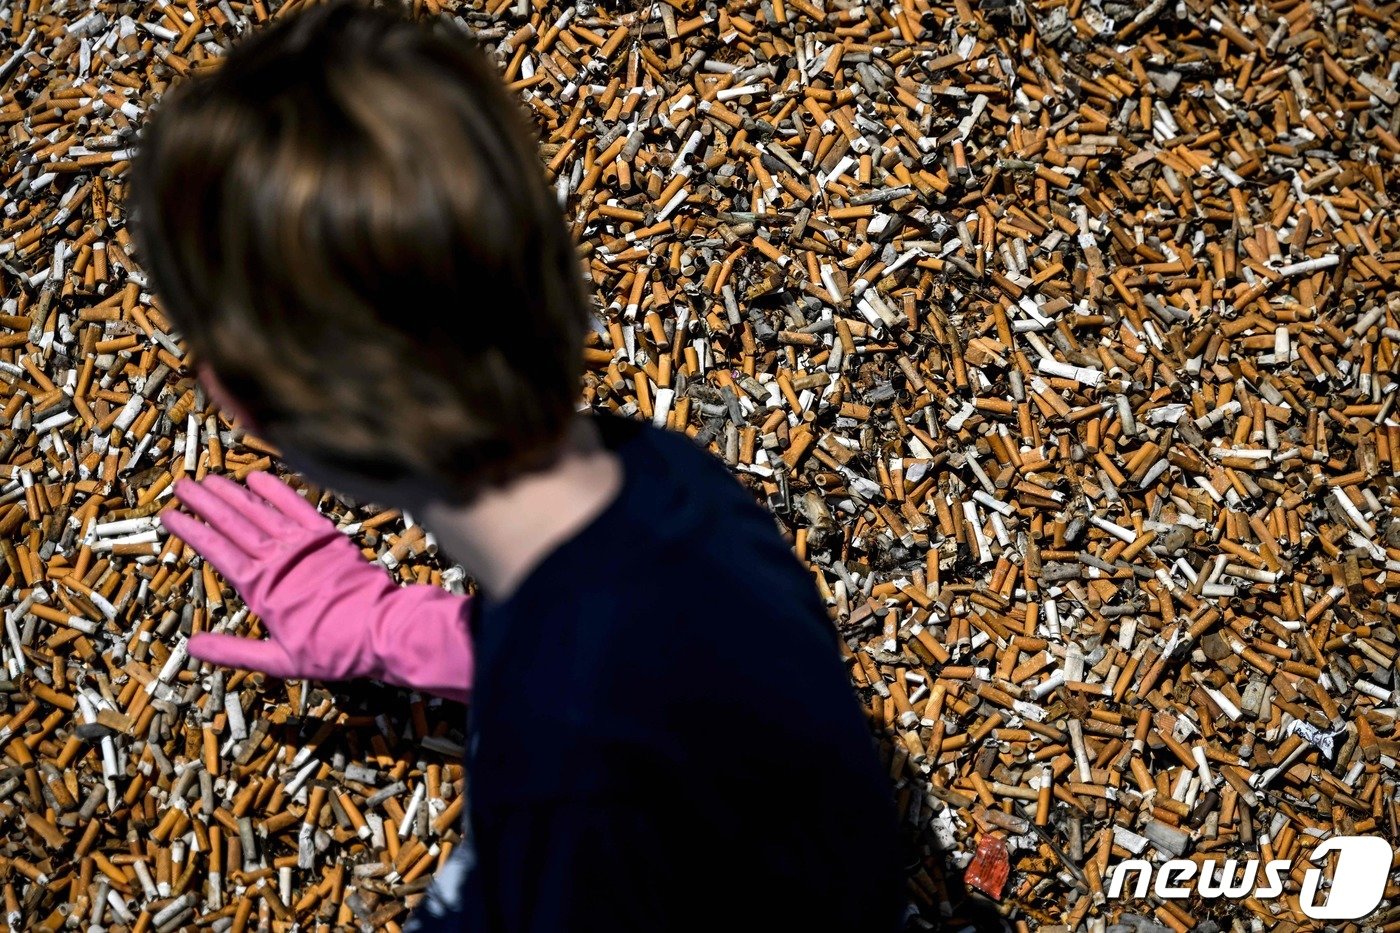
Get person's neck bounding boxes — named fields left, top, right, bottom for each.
left=416, top=416, right=624, bottom=602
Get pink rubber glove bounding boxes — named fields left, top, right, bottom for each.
left=161, top=471, right=473, bottom=703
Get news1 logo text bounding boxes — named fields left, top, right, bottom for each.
left=1107, top=835, right=1394, bottom=921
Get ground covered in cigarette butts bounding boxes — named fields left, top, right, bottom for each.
left=0, top=0, right=1395, bottom=928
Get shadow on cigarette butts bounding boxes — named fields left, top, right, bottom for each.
left=860, top=722, right=1011, bottom=931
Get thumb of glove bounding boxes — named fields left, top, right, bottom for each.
left=189, top=632, right=301, bottom=680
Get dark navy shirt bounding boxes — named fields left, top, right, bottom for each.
left=453, top=413, right=903, bottom=932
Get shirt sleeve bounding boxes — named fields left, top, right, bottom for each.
left=465, top=796, right=677, bottom=933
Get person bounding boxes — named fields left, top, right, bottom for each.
left=128, top=1, right=906, bottom=930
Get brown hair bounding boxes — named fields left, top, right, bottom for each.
left=129, top=0, right=592, bottom=501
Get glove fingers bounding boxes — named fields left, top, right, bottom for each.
left=201, top=473, right=291, bottom=538
left=189, top=632, right=299, bottom=679
left=161, top=509, right=252, bottom=582
left=246, top=470, right=329, bottom=530
left=174, top=478, right=270, bottom=551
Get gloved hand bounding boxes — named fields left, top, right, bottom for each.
left=161, top=470, right=473, bottom=703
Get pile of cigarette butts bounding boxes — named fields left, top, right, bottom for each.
left=0, top=0, right=1395, bottom=928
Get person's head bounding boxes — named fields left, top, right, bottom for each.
left=129, top=0, right=591, bottom=507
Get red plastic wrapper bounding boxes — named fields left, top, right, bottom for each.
left=965, top=833, right=1010, bottom=899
